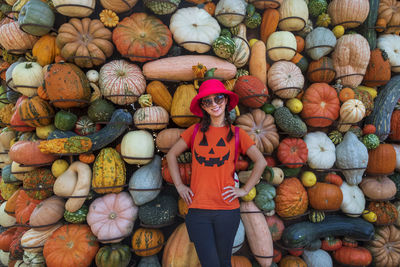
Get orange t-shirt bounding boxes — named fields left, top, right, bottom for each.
left=181, top=124, right=255, bottom=210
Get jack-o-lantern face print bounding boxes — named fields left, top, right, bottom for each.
left=194, top=136, right=230, bottom=167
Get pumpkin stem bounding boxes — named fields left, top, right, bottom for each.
left=109, top=212, right=117, bottom=220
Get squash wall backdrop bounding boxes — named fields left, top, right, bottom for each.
left=0, top=0, right=399, bottom=266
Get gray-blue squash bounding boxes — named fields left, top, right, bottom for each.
left=138, top=255, right=161, bottom=267
left=305, top=27, right=336, bottom=60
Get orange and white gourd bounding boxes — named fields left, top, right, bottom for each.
left=338, top=99, right=366, bottom=132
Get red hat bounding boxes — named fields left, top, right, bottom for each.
left=190, top=79, right=239, bottom=117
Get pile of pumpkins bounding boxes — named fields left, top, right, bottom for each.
left=0, top=0, right=399, bottom=266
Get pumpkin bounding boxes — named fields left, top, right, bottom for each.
left=308, top=182, right=343, bottom=211
left=52, top=0, right=95, bottom=17
left=277, top=138, right=308, bottom=168
left=378, top=0, right=400, bottom=34
left=99, top=60, right=146, bottom=105
left=22, top=168, right=56, bottom=200
left=112, top=13, right=172, bottom=62
left=302, top=249, right=333, bottom=267
left=390, top=110, right=400, bottom=140
left=275, top=178, right=308, bottom=218
left=9, top=141, right=56, bottom=166
left=231, top=255, right=251, bottom=267
left=43, top=224, right=99, bottom=267
left=146, top=81, right=172, bottom=113
left=377, top=34, right=400, bottom=73
left=235, top=109, right=279, bottom=154
left=339, top=88, right=355, bottom=103
left=171, top=84, right=200, bottom=128
left=18, top=96, right=54, bottom=127
left=132, top=228, right=164, bottom=257
left=265, top=215, right=285, bottom=241
left=20, top=223, right=62, bottom=253
left=99, top=0, right=138, bottom=13
left=307, top=57, right=336, bottom=84
left=233, top=75, right=269, bottom=108
left=18, top=0, right=55, bottom=36
left=368, top=201, right=398, bottom=225
left=0, top=179, right=19, bottom=200
left=338, top=99, right=366, bottom=132
left=0, top=202, right=16, bottom=227
left=301, top=83, right=340, bottom=127
left=333, top=246, right=372, bottom=266
left=9, top=227, right=27, bottom=260
left=42, top=62, right=91, bottom=109
left=74, top=116, right=98, bottom=136
left=367, top=225, right=400, bottom=267
left=56, top=18, right=113, bottom=68
left=162, top=223, right=201, bottom=267
left=278, top=0, right=309, bottom=31
left=95, top=244, right=131, bottom=267
left=0, top=227, right=18, bottom=251
left=328, top=0, right=370, bottom=28
left=321, top=237, right=343, bottom=251
left=162, top=160, right=191, bottom=185
left=363, top=48, right=392, bottom=87
left=367, top=144, right=397, bottom=175
left=121, top=130, right=155, bottom=165
left=360, top=176, right=397, bottom=200
left=214, top=0, right=246, bottom=27
left=303, top=131, right=336, bottom=169
left=32, top=34, right=60, bottom=67
left=260, top=8, right=279, bottom=44
left=156, top=128, right=185, bottom=153
left=340, top=181, right=365, bottom=217
left=279, top=256, right=307, bottom=267
left=15, top=190, right=41, bottom=224
left=12, top=62, right=43, bottom=97
left=267, top=31, right=297, bottom=62
left=92, top=148, right=126, bottom=194
left=29, top=196, right=64, bottom=230
left=324, top=173, right=343, bottom=187
left=134, top=95, right=169, bottom=130
left=0, top=21, right=38, bottom=54
left=10, top=103, right=35, bottom=132
left=87, top=192, right=138, bottom=243
left=268, top=61, right=304, bottom=99
left=138, top=255, right=161, bottom=266
left=229, top=23, right=250, bottom=68
left=332, top=34, right=371, bottom=88
left=305, top=27, right=336, bottom=61
left=170, top=7, right=220, bottom=54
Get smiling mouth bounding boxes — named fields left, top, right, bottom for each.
left=194, top=150, right=230, bottom=167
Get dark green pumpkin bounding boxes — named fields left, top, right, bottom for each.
left=95, top=244, right=132, bottom=267
left=18, top=0, right=55, bottom=36
left=138, top=255, right=161, bottom=267
left=389, top=172, right=400, bottom=199
left=282, top=167, right=302, bottom=177
left=138, top=193, right=177, bottom=226
left=245, top=4, right=261, bottom=29
left=54, top=110, right=78, bottom=131
left=143, top=0, right=180, bottom=15
left=274, top=107, right=307, bottom=138
left=362, top=134, right=380, bottom=149
left=64, top=205, right=88, bottom=224
left=254, top=181, right=276, bottom=212
left=361, top=0, right=380, bottom=50
left=87, top=99, right=115, bottom=123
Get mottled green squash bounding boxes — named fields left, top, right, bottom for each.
left=138, top=193, right=177, bottom=226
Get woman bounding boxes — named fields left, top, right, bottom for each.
left=166, top=79, right=267, bottom=267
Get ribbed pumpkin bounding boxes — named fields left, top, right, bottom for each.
left=12, top=61, right=44, bottom=97
left=308, top=182, right=343, bottom=211
left=353, top=88, right=373, bottom=116
left=0, top=227, right=19, bottom=252
left=338, top=99, right=366, bottom=132
left=233, top=75, right=269, bottom=108
left=278, top=0, right=309, bottom=31
left=266, top=31, right=297, bottom=61
left=301, top=83, right=340, bottom=127
left=260, top=8, right=279, bottom=44
left=22, top=168, right=56, bottom=200
left=29, top=196, right=65, bottom=230
left=367, top=201, right=398, bottom=225
left=367, top=144, right=397, bottom=175
left=249, top=0, right=283, bottom=9
left=280, top=256, right=307, bottom=267
left=0, top=21, right=38, bottom=53
left=99, top=60, right=146, bottom=105
left=378, top=0, right=400, bottom=34
left=20, top=223, right=62, bottom=253
left=275, top=178, right=308, bottom=218
left=134, top=95, right=169, bottom=130
left=32, top=34, right=60, bottom=67
left=363, top=48, right=392, bottom=87
left=156, top=128, right=185, bottom=153
left=277, top=138, right=308, bottom=168
left=146, top=81, right=172, bottom=113
left=307, top=57, right=336, bottom=83
left=171, top=84, right=200, bottom=128
left=92, top=148, right=126, bottom=194
left=43, top=224, right=99, bottom=267
left=267, top=61, right=304, bottom=99
left=132, top=228, right=164, bottom=257
left=112, top=13, right=172, bottom=62
left=17, top=96, right=54, bottom=127
left=328, top=0, right=370, bottom=28
left=42, top=62, right=91, bottom=109
left=390, top=110, right=400, bottom=140
left=95, top=244, right=131, bottom=267
left=162, top=161, right=191, bottom=185
left=333, top=246, right=372, bottom=267
left=15, top=190, right=41, bottom=224
left=100, top=0, right=138, bottom=13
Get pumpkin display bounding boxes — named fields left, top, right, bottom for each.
left=233, top=75, right=268, bottom=108
left=87, top=192, right=138, bottom=243
left=15, top=190, right=41, bottom=224
left=95, top=244, right=131, bottom=267
left=43, top=224, right=99, bottom=267
left=266, top=31, right=297, bottom=62
left=377, top=34, right=400, bottom=73
left=235, top=109, right=279, bottom=154
left=29, top=196, right=65, bottom=230
left=56, top=18, right=113, bottom=68
left=278, top=0, right=309, bottom=31
left=368, top=201, right=398, bottom=225
left=360, top=176, right=397, bottom=200
left=113, top=13, right=172, bottom=62
left=328, top=0, right=370, bottom=28
left=301, top=83, right=340, bottom=128
left=132, top=228, right=164, bottom=257
left=277, top=138, right=308, bottom=169
left=267, top=61, right=304, bottom=99
left=275, top=178, right=308, bottom=218
left=171, top=84, right=200, bottom=128
left=305, top=27, right=336, bottom=61
left=22, top=168, right=56, bottom=200
left=20, top=223, right=62, bottom=253
left=367, top=225, right=400, bottom=267
left=0, top=21, right=38, bottom=53
left=308, top=182, right=343, bottom=211
left=367, top=144, right=397, bottom=175
left=53, top=0, right=96, bottom=17
left=18, top=0, right=55, bottom=36
left=156, top=128, right=185, bottom=153
left=378, top=0, right=400, bottom=34
left=12, top=62, right=43, bottom=97
left=99, top=60, right=146, bottom=105
left=363, top=48, right=392, bottom=87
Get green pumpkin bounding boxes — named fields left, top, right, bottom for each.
left=254, top=182, right=276, bottom=212
left=245, top=4, right=261, bottom=29
left=389, top=172, right=400, bottom=199
left=87, top=99, right=115, bottom=123
left=0, top=3, right=11, bottom=20
left=1, top=164, right=20, bottom=184
left=282, top=167, right=302, bottom=177
left=74, top=116, right=97, bottom=136
left=138, top=255, right=161, bottom=267
left=55, top=110, right=78, bottom=131
left=64, top=205, right=88, bottom=224
left=235, top=69, right=249, bottom=78
left=328, top=130, right=343, bottom=145
left=138, top=193, right=178, bottom=226
left=362, top=134, right=380, bottom=149
left=212, top=35, right=236, bottom=59
left=95, top=244, right=132, bottom=267
left=309, top=210, right=325, bottom=223
left=143, top=0, right=180, bottom=15
left=18, top=0, right=55, bottom=36
left=308, top=0, right=327, bottom=17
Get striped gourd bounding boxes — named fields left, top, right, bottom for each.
left=229, top=23, right=250, bottom=68
left=134, top=106, right=169, bottom=130
left=132, top=228, right=164, bottom=257
left=0, top=21, right=38, bottom=53
left=20, top=223, right=62, bottom=253
left=340, top=99, right=366, bottom=123
left=18, top=96, right=54, bottom=127
left=309, top=210, right=325, bottom=223
left=360, top=0, right=380, bottom=50
left=92, top=148, right=126, bottom=194
left=366, top=75, right=400, bottom=141
left=99, top=60, right=146, bottom=105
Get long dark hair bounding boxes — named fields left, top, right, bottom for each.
left=199, top=95, right=234, bottom=143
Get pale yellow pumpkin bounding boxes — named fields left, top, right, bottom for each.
left=278, top=0, right=309, bottom=31
left=266, top=31, right=297, bottom=62
left=52, top=0, right=96, bottom=17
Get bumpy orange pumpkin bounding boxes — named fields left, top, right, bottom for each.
left=363, top=48, right=391, bottom=87
left=132, top=228, right=164, bottom=257
left=234, top=75, right=269, bottom=108
left=15, top=190, right=42, bottom=224
left=32, top=34, right=60, bottom=67
left=368, top=201, right=398, bottom=225
left=275, top=178, right=308, bottom=218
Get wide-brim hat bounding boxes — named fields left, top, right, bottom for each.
left=190, top=79, right=239, bottom=117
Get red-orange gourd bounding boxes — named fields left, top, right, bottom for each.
left=363, top=48, right=391, bottom=87
left=277, top=138, right=308, bottom=168
left=307, top=182, right=343, bottom=211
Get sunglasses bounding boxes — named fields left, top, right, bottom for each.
left=201, top=94, right=226, bottom=108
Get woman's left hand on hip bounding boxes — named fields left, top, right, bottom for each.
left=222, top=186, right=247, bottom=202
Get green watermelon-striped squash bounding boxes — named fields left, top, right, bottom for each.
left=22, top=168, right=56, bottom=200
left=309, top=210, right=325, bottom=223
left=138, top=193, right=177, bottom=226
left=360, top=0, right=380, bottom=50
left=64, top=205, right=88, bottom=224
left=212, top=35, right=236, bottom=59
left=95, top=244, right=132, bottom=267
left=17, top=96, right=54, bottom=127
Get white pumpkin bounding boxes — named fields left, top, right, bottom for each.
left=377, top=34, right=400, bottom=72
left=278, top=0, right=309, bottom=31
left=228, top=23, right=250, bottom=68
left=20, top=223, right=63, bottom=253
left=232, top=219, right=245, bottom=254
left=215, top=0, right=247, bottom=27
left=393, top=144, right=400, bottom=171
left=12, top=62, right=43, bottom=97
left=121, top=130, right=154, bottom=165
left=170, top=7, right=220, bottom=54
left=302, top=249, right=333, bottom=267
left=0, top=128, right=15, bottom=150
left=0, top=201, right=16, bottom=227
left=0, top=250, right=9, bottom=266
left=303, top=131, right=336, bottom=169
left=338, top=99, right=365, bottom=132
left=340, top=181, right=365, bottom=217
left=86, top=69, right=99, bottom=83
left=268, top=61, right=304, bottom=99
left=0, top=142, right=11, bottom=169
left=52, top=0, right=95, bottom=17
left=267, top=31, right=297, bottom=61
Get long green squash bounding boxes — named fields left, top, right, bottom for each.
left=361, top=0, right=380, bottom=50
left=365, top=75, right=400, bottom=141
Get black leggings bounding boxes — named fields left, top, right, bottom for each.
left=185, top=208, right=240, bottom=267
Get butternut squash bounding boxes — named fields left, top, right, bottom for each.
left=260, top=8, right=280, bottom=44
left=249, top=41, right=267, bottom=85
left=142, top=55, right=237, bottom=82
left=53, top=161, right=91, bottom=212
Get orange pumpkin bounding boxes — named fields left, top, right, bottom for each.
left=378, top=0, right=400, bottom=34
left=17, top=96, right=54, bottom=127
left=307, top=182, right=343, bottom=211
left=301, top=83, right=340, bottom=127
left=43, top=224, right=99, bottom=267
left=79, top=153, right=95, bottom=164
left=277, top=138, right=308, bottom=168
left=324, top=173, right=343, bottom=186
left=295, top=36, right=305, bottom=53
left=15, top=190, right=42, bottom=224
left=363, top=48, right=391, bottom=87
left=307, top=57, right=336, bottom=84
left=275, top=178, right=308, bottom=218
left=366, top=144, right=396, bottom=175
left=162, top=159, right=191, bottom=185
left=234, top=75, right=269, bottom=108
left=260, top=8, right=279, bottom=44
left=328, top=0, right=370, bottom=28
left=333, top=246, right=372, bottom=266
left=339, top=88, right=355, bottom=102
left=9, top=141, right=56, bottom=166
left=389, top=110, right=400, bottom=141
left=231, top=255, right=252, bottom=267
left=132, top=228, right=164, bottom=257
left=32, top=34, right=60, bottom=67
left=368, top=201, right=398, bottom=225
left=0, top=227, right=19, bottom=252
left=279, top=255, right=307, bottom=267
